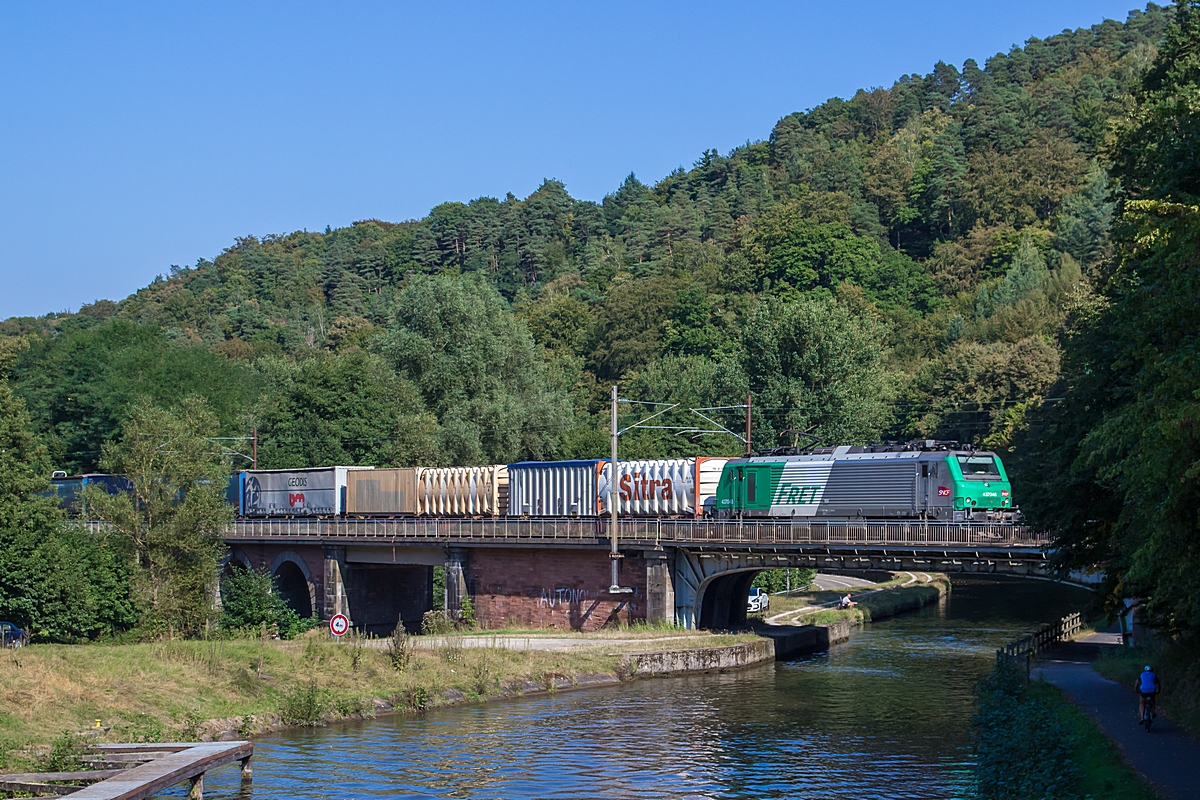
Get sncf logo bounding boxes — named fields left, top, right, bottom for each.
left=937, top=486, right=952, bottom=497
left=289, top=493, right=306, bottom=507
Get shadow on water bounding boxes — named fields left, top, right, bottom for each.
left=169, top=576, right=1093, bottom=800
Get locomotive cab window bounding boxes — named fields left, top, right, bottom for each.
left=746, top=471, right=757, bottom=503
left=956, top=455, right=1000, bottom=479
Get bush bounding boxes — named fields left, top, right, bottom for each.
left=973, top=660, right=1076, bottom=799
left=421, top=610, right=453, bottom=635
left=280, top=679, right=326, bottom=726
left=752, top=568, right=815, bottom=594
left=40, top=731, right=86, bottom=773
left=219, top=564, right=313, bottom=640
left=387, top=618, right=414, bottom=672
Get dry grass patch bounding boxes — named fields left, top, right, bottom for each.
left=0, top=629, right=757, bottom=772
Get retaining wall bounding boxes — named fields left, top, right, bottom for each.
left=620, top=639, right=775, bottom=676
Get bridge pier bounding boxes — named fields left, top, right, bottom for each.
left=322, top=545, right=350, bottom=623
left=444, top=547, right=470, bottom=620
left=644, top=550, right=674, bottom=626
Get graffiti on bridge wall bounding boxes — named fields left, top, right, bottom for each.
left=539, top=587, right=590, bottom=608
left=536, top=586, right=640, bottom=619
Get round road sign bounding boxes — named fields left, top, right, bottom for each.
left=329, top=614, right=349, bottom=637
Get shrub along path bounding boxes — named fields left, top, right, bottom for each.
left=1033, top=633, right=1200, bottom=800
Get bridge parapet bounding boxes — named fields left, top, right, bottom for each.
left=225, top=518, right=1048, bottom=549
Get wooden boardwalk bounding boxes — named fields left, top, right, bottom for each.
left=0, top=741, right=252, bottom=799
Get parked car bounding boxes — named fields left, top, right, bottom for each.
left=747, top=587, right=770, bottom=614
left=0, top=622, right=29, bottom=648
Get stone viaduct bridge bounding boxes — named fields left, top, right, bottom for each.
left=223, top=519, right=1052, bottom=633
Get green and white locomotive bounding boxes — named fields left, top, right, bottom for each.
left=713, top=442, right=1014, bottom=522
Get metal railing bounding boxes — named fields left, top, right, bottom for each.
left=224, top=517, right=1049, bottom=549
left=996, top=611, right=1085, bottom=676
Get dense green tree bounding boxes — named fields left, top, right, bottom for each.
left=740, top=296, right=892, bottom=446
left=219, top=564, right=309, bottom=639
left=254, top=350, right=438, bottom=469
left=11, top=320, right=258, bottom=473
left=376, top=274, right=571, bottom=464
left=1020, top=0, right=1200, bottom=632
left=1110, top=2, right=1200, bottom=204
left=88, top=399, right=233, bottom=637
left=0, top=380, right=135, bottom=641
left=588, top=276, right=684, bottom=379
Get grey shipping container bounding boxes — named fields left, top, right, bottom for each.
left=242, top=466, right=374, bottom=517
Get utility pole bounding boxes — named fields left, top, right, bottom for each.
left=609, top=385, right=623, bottom=593
left=252, top=428, right=258, bottom=469
left=745, top=394, right=752, bottom=456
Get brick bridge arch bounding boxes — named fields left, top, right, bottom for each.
left=268, top=550, right=318, bottom=619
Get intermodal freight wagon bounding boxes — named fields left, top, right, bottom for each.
left=344, top=465, right=509, bottom=517
left=239, top=466, right=375, bottom=517
left=43, top=473, right=134, bottom=513
left=506, top=457, right=729, bottom=518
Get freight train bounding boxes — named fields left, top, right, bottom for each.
left=46, top=442, right=1014, bottom=522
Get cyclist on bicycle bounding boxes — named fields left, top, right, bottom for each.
left=1136, top=665, right=1160, bottom=724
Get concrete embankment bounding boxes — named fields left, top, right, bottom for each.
left=752, top=575, right=950, bottom=660
left=768, top=573, right=949, bottom=628
left=757, top=621, right=854, bottom=658
left=620, top=639, right=776, bottom=676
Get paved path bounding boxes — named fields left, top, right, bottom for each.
left=1033, top=633, right=1200, bottom=800
left=765, top=571, right=933, bottom=625
left=810, top=573, right=877, bottom=591
left=365, top=634, right=702, bottom=651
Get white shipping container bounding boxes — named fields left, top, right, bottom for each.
left=599, top=459, right=694, bottom=516
left=695, top=457, right=730, bottom=516
left=243, top=466, right=374, bottom=516
left=507, top=460, right=604, bottom=516
left=418, top=465, right=509, bottom=516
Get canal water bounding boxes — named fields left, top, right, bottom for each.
left=182, top=576, right=1092, bottom=800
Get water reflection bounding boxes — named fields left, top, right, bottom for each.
left=169, top=576, right=1091, bottom=800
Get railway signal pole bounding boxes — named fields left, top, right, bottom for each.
left=606, top=391, right=747, bottom=593
left=609, top=386, right=627, bottom=594
left=745, top=395, right=752, bottom=456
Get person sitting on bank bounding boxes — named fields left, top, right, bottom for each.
left=838, top=594, right=856, bottom=609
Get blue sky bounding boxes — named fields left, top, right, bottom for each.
left=0, top=1, right=1146, bottom=320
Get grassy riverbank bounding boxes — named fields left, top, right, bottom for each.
left=0, top=628, right=756, bottom=773
left=1093, top=636, right=1200, bottom=739
left=762, top=573, right=949, bottom=626
left=975, top=661, right=1160, bottom=800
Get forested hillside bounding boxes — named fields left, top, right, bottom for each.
left=0, top=5, right=1171, bottom=475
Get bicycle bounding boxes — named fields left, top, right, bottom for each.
left=1142, top=694, right=1156, bottom=733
